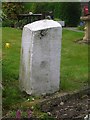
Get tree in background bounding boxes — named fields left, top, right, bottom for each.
left=24, top=2, right=81, bottom=26
left=59, top=2, right=81, bottom=26
left=2, top=2, right=24, bottom=27
left=24, top=2, right=55, bottom=18
left=23, top=2, right=37, bottom=13
left=2, top=2, right=81, bottom=27
left=2, top=2, right=24, bottom=20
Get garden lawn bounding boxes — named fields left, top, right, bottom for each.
left=60, top=29, right=88, bottom=91
left=2, top=27, right=88, bottom=117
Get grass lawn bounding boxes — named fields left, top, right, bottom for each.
left=60, top=29, right=88, bottom=91
left=2, top=27, right=88, bottom=118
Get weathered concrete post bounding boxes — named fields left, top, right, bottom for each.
left=19, top=20, right=62, bottom=95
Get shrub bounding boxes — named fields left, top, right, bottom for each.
left=2, top=2, right=24, bottom=27
left=77, top=25, right=85, bottom=31
left=59, top=2, right=81, bottom=27
left=77, top=21, right=85, bottom=31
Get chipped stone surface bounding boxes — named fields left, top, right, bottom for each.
left=19, top=20, right=62, bottom=95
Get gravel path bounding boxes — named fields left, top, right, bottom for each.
left=63, top=27, right=84, bottom=33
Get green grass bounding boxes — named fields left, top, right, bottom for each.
left=2, top=27, right=23, bottom=112
left=2, top=27, right=88, bottom=117
left=60, top=29, right=88, bottom=91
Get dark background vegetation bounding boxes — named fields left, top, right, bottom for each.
left=2, top=2, right=81, bottom=27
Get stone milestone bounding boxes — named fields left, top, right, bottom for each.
left=19, top=19, right=62, bottom=95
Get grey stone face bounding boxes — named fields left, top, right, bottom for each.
left=19, top=20, right=62, bottom=95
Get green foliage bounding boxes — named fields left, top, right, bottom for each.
left=35, top=3, right=54, bottom=13
left=2, top=2, right=82, bottom=27
left=2, top=19, right=16, bottom=27
left=23, top=2, right=81, bottom=26
left=77, top=25, right=85, bottom=31
left=2, top=2, right=24, bottom=20
left=2, top=2, right=24, bottom=27
left=59, top=2, right=81, bottom=26
left=53, top=3, right=61, bottom=18
left=23, top=2, right=37, bottom=13
left=23, top=3, right=58, bottom=18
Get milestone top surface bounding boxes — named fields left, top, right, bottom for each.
left=24, top=19, right=61, bottom=31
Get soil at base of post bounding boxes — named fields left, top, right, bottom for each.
left=39, top=87, right=90, bottom=120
